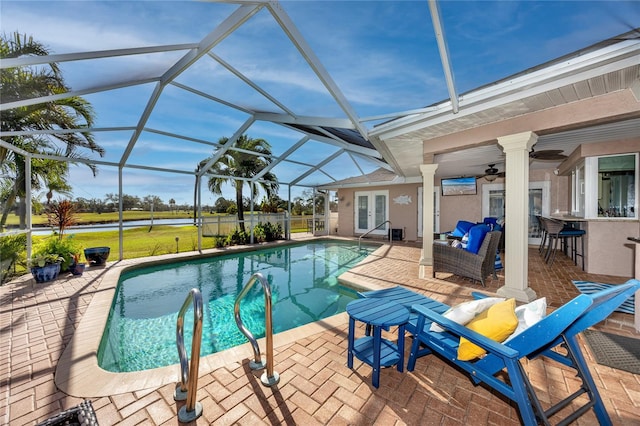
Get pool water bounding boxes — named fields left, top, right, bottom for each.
left=98, top=240, right=376, bottom=372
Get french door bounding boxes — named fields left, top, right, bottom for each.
left=481, top=181, right=550, bottom=245
left=355, top=190, right=388, bottom=235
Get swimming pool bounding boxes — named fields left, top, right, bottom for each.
left=98, top=240, right=377, bottom=372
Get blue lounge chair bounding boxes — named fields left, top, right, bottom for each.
left=405, top=280, right=640, bottom=426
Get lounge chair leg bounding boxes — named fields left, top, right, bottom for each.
left=562, top=335, right=612, bottom=425
left=515, top=361, right=550, bottom=425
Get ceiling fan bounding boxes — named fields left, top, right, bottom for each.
left=477, top=164, right=505, bottom=181
left=529, top=147, right=567, bottom=161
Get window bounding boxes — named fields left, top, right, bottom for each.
left=571, top=162, right=585, bottom=217
left=574, top=153, right=637, bottom=219
left=597, top=154, right=636, bottom=218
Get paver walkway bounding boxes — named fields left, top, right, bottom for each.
left=2, top=239, right=639, bottom=425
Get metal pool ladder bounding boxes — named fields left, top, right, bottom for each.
left=234, top=272, right=280, bottom=387
left=173, top=288, right=203, bottom=422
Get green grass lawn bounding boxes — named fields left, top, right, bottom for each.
left=33, top=223, right=307, bottom=262
left=3, top=213, right=310, bottom=281
left=5, top=210, right=204, bottom=226
left=34, top=225, right=219, bottom=261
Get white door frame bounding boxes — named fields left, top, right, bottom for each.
left=354, top=190, right=389, bottom=235
left=417, top=186, right=440, bottom=238
left=482, top=181, right=550, bottom=245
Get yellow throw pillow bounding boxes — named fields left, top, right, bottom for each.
left=457, top=298, right=518, bottom=361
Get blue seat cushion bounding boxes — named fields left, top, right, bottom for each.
left=465, top=224, right=490, bottom=254
left=559, top=228, right=585, bottom=236
left=451, top=220, right=475, bottom=238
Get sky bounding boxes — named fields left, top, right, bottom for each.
left=2, top=0, right=639, bottom=207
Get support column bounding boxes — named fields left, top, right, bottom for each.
left=631, top=238, right=640, bottom=332
left=497, top=132, right=538, bottom=302
left=419, top=164, right=438, bottom=278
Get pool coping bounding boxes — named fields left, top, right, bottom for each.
left=55, top=238, right=387, bottom=397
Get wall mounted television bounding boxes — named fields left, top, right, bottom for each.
left=441, top=176, right=477, bottom=196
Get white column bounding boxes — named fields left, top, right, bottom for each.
left=497, top=132, right=538, bottom=302
left=633, top=240, right=640, bottom=331
left=419, top=164, right=438, bottom=278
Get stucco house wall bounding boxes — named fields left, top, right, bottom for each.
left=331, top=140, right=639, bottom=277
left=438, top=184, right=483, bottom=233
left=335, top=183, right=422, bottom=241
left=437, top=167, right=569, bottom=233
left=335, top=167, right=569, bottom=240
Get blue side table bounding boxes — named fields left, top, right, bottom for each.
left=346, top=298, right=409, bottom=388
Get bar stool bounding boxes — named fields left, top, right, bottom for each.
left=541, top=217, right=585, bottom=269
left=536, top=215, right=547, bottom=255
left=561, top=223, right=586, bottom=270
left=541, top=217, right=568, bottom=264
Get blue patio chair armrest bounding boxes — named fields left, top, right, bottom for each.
left=470, top=292, right=490, bottom=300
left=411, top=304, right=519, bottom=359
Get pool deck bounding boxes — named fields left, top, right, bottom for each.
left=2, top=234, right=639, bottom=425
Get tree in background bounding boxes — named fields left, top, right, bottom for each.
left=201, top=135, right=279, bottom=233
left=0, top=32, right=105, bottom=230
left=213, top=196, right=233, bottom=213
left=104, top=193, right=119, bottom=210
left=142, top=195, right=162, bottom=211
left=260, top=194, right=287, bottom=213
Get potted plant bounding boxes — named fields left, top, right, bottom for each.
left=29, top=253, right=64, bottom=283
left=35, top=235, right=82, bottom=272
left=44, top=199, right=83, bottom=271
left=84, top=246, right=110, bottom=266
left=70, top=253, right=86, bottom=276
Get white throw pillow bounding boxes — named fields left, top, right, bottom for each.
left=504, top=297, right=547, bottom=342
left=430, top=297, right=506, bottom=332
left=460, top=233, right=469, bottom=250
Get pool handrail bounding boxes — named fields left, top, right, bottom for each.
left=234, top=272, right=280, bottom=387
left=174, top=288, right=203, bottom=422
left=358, top=220, right=392, bottom=250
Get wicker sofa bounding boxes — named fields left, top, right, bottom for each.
left=432, top=230, right=502, bottom=286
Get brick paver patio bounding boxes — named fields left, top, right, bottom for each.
left=2, top=237, right=639, bottom=425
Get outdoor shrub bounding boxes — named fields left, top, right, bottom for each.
left=226, top=228, right=248, bottom=246
left=252, top=223, right=266, bottom=243
left=1, top=234, right=27, bottom=284
left=257, top=222, right=283, bottom=241
left=214, top=236, right=226, bottom=248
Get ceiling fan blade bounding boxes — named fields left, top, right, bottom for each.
left=529, top=149, right=567, bottom=160
left=477, top=164, right=505, bottom=180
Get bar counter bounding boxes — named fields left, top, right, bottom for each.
left=549, top=215, right=638, bottom=277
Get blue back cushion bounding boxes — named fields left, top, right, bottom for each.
left=466, top=224, right=490, bottom=254
left=451, top=220, right=475, bottom=238
left=483, top=217, right=502, bottom=232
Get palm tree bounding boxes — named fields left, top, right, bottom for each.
left=0, top=32, right=105, bottom=229
left=201, top=135, right=279, bottom=233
